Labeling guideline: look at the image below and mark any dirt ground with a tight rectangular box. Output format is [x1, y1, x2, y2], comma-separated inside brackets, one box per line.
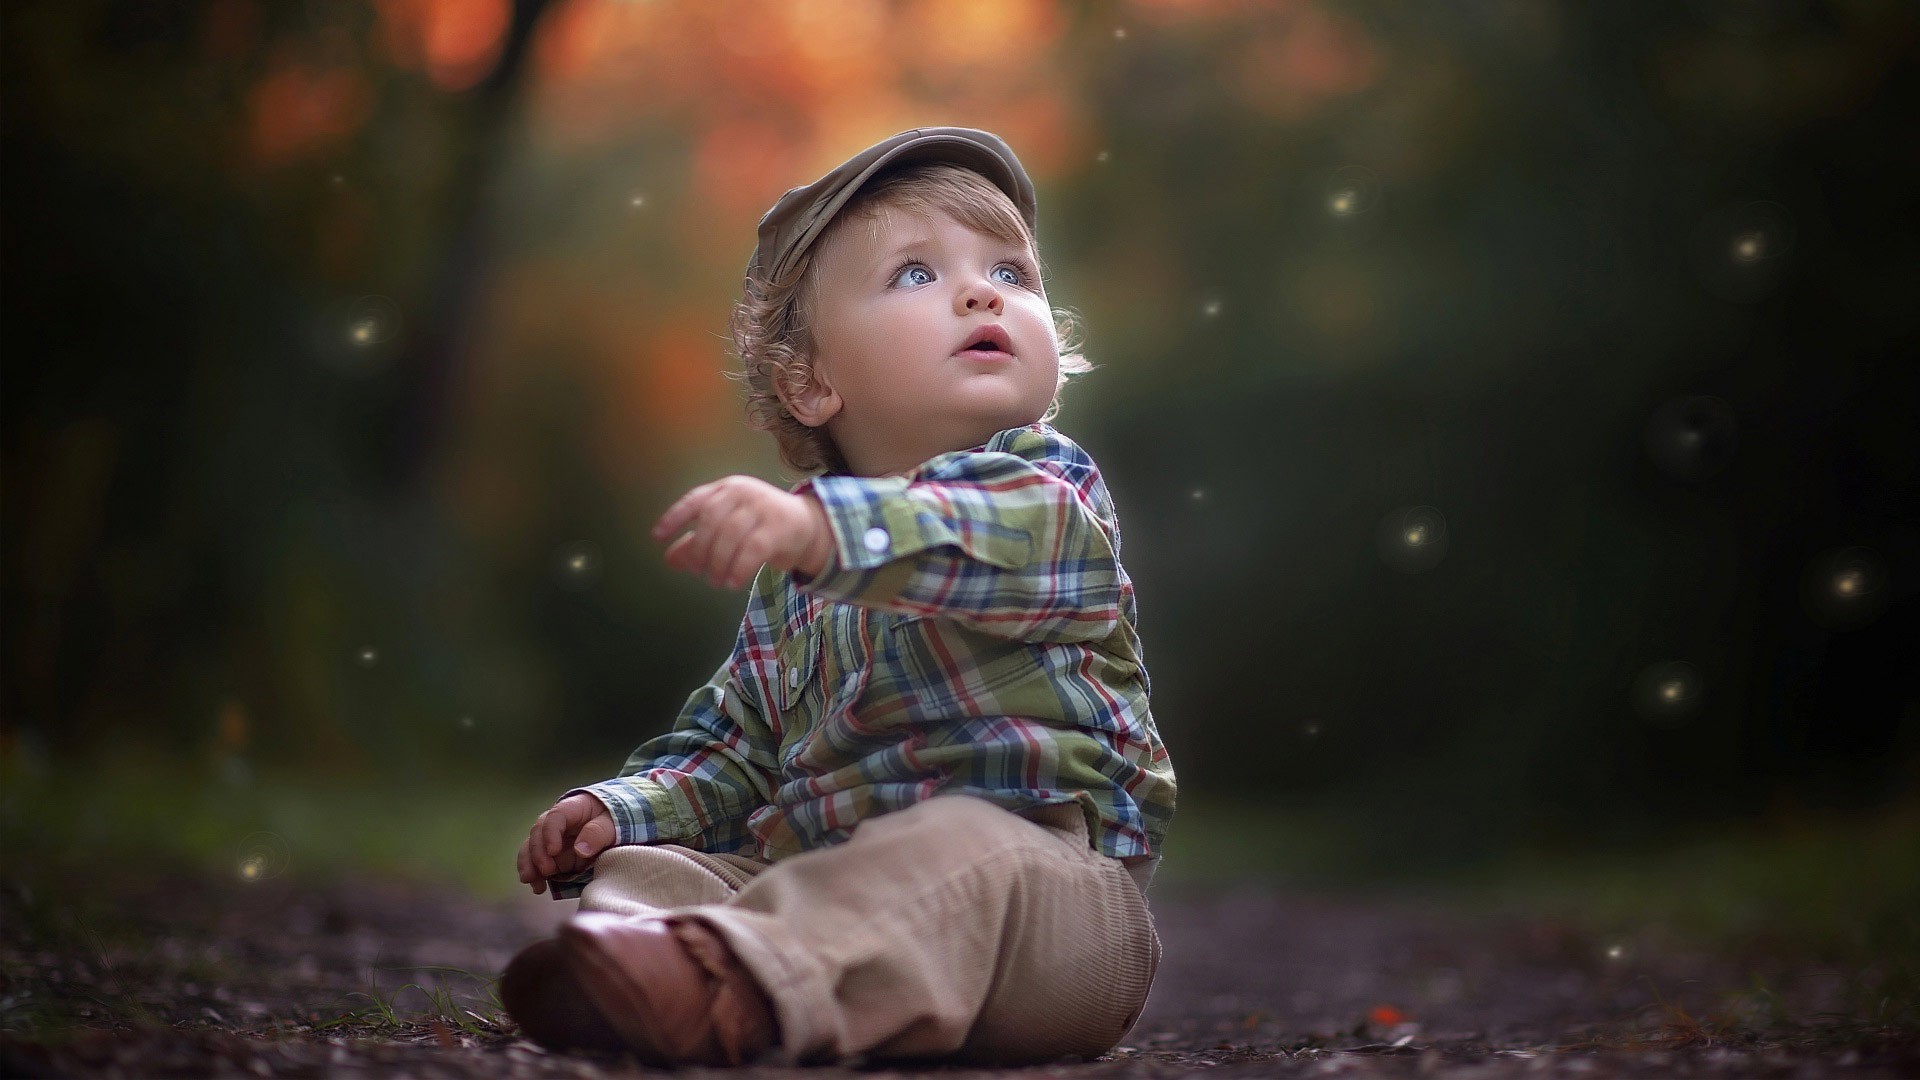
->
[2, 863, 1915, 1078]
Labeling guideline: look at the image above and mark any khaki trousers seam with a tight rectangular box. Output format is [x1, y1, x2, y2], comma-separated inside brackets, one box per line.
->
[691, 827, 1111, 1066]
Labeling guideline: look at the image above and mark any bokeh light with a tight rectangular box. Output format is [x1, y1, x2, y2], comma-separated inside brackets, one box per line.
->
[555, 541, 600, 588]
[1691, 200, 1795, 303]
[1799, 546, 1890, 631]
[316, 294, 404, 377]
[1318, 165, 1384, 238]
[1645, 395, 1738, 483]
[233, 831, 291, 883]
[1375, 505, 1449, 573]
[1631, 660, 1705, 723]
[346, 294, 403, 345]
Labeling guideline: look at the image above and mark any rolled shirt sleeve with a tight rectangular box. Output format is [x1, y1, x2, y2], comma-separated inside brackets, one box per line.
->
[788, 425, 1125, 645]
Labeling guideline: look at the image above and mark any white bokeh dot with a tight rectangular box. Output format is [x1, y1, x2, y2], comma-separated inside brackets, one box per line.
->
[556, 542, 601, 588]
[1800, 546, 1890, 630]
[1375, 505, 1449, 573]
[1691, 200, 1795, 303]
[1324, 166, 1381, 217]
[1632, 661, 1704, 723]
[234, 831, 291, 883]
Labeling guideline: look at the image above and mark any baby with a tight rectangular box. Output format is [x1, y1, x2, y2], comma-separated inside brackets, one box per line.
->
[500, 127, 1177, 1068]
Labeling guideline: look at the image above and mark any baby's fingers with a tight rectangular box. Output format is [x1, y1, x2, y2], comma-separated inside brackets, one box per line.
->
[719, 530, 767, 591]
[535, 812, 569, 878]
[662, 529, 699, 575]
[652, 483, 714, 542]
[573, 814, 617, 859]
[516, 838, 547, 894]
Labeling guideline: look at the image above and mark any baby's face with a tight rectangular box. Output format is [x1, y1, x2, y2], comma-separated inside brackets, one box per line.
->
[798, 205, 1060, 475]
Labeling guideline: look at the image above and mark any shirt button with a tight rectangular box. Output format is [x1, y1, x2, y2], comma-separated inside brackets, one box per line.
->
[714, 686, 726, 710]
[788, 666, 801, 689]
[863, 526, 890, 553]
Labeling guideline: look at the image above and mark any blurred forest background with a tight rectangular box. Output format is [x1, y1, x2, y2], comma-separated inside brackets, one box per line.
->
[3, 0, 1916, 894]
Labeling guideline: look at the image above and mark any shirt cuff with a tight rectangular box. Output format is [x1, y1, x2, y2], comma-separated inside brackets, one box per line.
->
[547, 872, 593, 901]
[540, 779, 686, 898]
[791, 472, 1030, 598]
[575, 778, 689, 845]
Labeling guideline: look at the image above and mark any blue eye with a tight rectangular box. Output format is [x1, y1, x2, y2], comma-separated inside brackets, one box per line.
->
[892, 264, 933, 287]
[886, 258, 1036, 289]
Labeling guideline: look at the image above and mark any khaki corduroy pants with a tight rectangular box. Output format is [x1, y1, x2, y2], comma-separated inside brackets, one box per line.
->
[575, 793, 1161, 1067]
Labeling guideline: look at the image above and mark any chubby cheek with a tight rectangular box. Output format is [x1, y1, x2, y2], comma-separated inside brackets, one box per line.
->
[1014, 305, 1056, 356]
[1027, 360, 1062, 409]
[1017, 314, 1060, 379]
[845, 354, 923, 416]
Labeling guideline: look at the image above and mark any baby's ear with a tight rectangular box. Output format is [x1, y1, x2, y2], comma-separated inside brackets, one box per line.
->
[780, 360, 841, 428]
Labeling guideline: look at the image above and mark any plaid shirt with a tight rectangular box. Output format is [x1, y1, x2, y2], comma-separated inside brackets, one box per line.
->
[549, 422, 1175, 899]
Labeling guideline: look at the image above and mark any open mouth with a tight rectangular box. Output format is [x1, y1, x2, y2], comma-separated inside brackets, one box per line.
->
[956, 325, 1014, 358]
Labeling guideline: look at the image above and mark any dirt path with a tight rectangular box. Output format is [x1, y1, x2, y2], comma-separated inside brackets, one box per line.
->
[2, 867, 1914, 1077]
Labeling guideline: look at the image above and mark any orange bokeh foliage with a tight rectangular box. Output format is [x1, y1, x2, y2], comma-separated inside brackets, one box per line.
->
[1126, 0, 1290, 23]
[374, 0, 511, 92]
[1235, 7, 1381, 120]
[483, 0, 1101, 462]
[524, 0, 1087, 225]
[453, 0, 1376, 473]
[894, 0, 1068, 71]
[246, 54, 373, 168]
[530, 0, 648, 84]
[620, 317, 738, 449]
[692, 119, 811, 218]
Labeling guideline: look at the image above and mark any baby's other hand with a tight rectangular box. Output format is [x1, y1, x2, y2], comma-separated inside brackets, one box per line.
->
[651, 474, 833, 590]
[516, 792, 615, 895]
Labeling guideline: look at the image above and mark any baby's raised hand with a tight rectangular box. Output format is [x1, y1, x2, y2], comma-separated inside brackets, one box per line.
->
[652, 475, 833, 590]
[516, 792, 616, 895]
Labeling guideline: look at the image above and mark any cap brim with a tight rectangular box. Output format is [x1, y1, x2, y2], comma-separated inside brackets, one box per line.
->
[768, 131, 1037, 286]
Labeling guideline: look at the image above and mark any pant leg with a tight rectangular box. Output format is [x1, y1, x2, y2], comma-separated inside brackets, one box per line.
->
[577, 844, 772, 917]
[676, 793, 1160, 1067]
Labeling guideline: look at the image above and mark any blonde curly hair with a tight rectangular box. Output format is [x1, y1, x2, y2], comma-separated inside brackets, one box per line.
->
[725, 161, 1095, 479]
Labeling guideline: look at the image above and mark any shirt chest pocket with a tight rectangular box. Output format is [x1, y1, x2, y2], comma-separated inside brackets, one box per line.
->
[776, 624, 820, 714]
